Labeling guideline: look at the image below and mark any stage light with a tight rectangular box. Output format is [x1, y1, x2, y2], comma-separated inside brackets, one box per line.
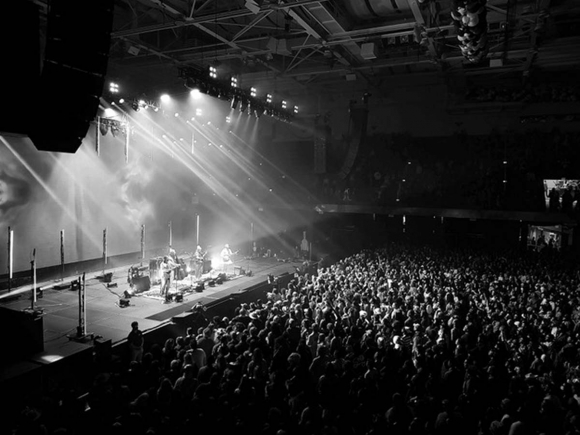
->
[160, 94, 170, 103]
[250, 87, 257, 97]
[109, 82, 119, 93]
[226, 116, 231, 123]
[190, 89, 201, 98]
[231, 95, 240, 110]
[266, 93, 273, 103]
[240, 98, 249, 113]
[208, 86, 220, 97]
[281, 100, 287, 109]
[231, 77, 238, 88]
[174, 112, 179, 117]
[119, 98, 125, 104]
[293, 105, 299, 114]
[104, 108, 116, 118]
[153, 107, 159, 112]
[196, 108, 202, 116]
[209, 66, 217, 79]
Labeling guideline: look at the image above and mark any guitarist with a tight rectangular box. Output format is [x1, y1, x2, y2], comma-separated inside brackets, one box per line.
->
[220, 244, 238, 275]
[193, 245, 206, 280]
[160, 255, 178, 303]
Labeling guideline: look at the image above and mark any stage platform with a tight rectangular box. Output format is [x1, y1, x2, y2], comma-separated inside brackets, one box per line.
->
[0, 256, 302, 354]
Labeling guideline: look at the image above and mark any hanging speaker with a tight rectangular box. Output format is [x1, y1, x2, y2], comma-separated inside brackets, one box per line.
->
[29, 0, 115, 153]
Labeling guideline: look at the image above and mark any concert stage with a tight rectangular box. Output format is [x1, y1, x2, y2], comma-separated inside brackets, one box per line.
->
[0, 256, 303, 366]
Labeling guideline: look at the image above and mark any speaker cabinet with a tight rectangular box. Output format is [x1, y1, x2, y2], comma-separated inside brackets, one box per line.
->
[133, 276, 151, 293]
[29, 0, 115, 153]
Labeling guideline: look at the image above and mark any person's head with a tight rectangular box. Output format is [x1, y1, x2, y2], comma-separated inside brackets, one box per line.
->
[131, 321, 139, 330]
[225, 244, 230, 249]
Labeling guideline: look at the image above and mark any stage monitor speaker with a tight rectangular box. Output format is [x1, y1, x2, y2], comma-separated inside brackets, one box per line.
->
[195, 282, 205, 292]
[28, 0, 115, 153]
[133, 276, 151, 293]
[175, 293, 183, 303]
[119, 298, 130, 308]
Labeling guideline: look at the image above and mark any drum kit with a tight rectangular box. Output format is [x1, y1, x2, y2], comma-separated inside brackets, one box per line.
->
[127, 249, 213, 295]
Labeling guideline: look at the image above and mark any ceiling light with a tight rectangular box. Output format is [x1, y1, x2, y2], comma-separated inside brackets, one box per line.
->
[209, 66, 217, 79]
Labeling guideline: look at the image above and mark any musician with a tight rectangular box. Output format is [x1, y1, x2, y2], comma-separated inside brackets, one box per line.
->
[193, 245, 205, 280]
[160, 255, 178, 303]
[168, 246, 178, 262]
[221, 244, 234, 275]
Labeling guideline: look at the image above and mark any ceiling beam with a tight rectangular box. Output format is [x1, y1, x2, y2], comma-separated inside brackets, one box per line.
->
[231, 11, 273, 42]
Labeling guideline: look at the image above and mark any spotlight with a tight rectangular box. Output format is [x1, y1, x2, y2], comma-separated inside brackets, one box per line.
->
[174, 112, 179, 117]
[240, 98, 249, 113]
[226, 116, 231, 123]
[208, 86, 220, 97]
[266, 93, 273, 103]
[160, 94, 170, 103]
[230, 77, 238, 88]
[231, 95, 240, 110]
[190, 89, 201, 98]
[281, 100, 287, 109]
[104, 108, 116, 118]
[196, 108, 202, 116]
[119, 98, 125, 104]
[293, 105, 299, 114]
[209, 66, 217, 79]
[250, 87, 257, 97]
[109, 82, 119, 93]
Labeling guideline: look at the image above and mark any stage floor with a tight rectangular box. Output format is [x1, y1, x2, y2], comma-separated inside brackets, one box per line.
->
[0, 257, 300, 353]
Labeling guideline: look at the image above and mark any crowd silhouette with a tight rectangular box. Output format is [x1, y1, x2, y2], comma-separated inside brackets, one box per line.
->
[10, 242, 580, 435]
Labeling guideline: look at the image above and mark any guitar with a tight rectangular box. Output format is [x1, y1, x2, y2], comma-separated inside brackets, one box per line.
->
[222, 249, 239, 263]
[194, 251, 207, 264]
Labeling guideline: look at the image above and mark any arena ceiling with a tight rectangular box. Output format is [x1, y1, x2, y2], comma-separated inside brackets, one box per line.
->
[100, 0, 580, 100]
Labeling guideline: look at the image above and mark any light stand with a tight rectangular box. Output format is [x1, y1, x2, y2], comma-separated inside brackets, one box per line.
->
[102, 228, 107, 278]
[69, 273, 93, 342]
[7, 227, 13, 293]
[60, 229, 65, 281]
[30, 249, 36, 311]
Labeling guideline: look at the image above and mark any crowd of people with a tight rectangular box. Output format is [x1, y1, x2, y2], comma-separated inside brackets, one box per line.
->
[9, 242, 580, 435]
[465, 83, 580, 104]
[316, 129, 580, 214]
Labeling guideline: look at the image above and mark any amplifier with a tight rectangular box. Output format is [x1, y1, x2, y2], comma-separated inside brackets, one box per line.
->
[132, 275, 151, 293]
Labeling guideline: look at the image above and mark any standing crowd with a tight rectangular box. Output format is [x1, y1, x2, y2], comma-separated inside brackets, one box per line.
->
[10, 243, 580, 435]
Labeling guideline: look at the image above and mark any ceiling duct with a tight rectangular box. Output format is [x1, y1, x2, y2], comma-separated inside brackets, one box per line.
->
[266, 37, 292, 56]
[360, 42, 378, 60]
[343, 0, 411, 20]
